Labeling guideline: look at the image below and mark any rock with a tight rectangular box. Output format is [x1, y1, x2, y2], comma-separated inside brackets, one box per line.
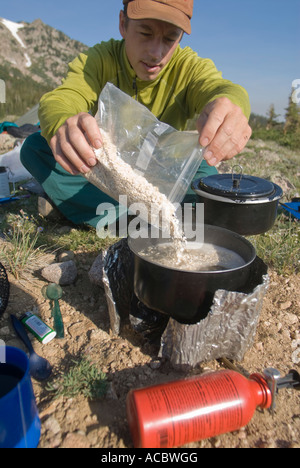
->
[61, 431, 91, 448]
[0, 134, 16, 153]
[67, 321, 96, 338]
[88, 253, 104, 286]
[280, 300, 292, 310]
[44, 416, 61, 435]
[0, 326, 10, 336]
[41, 261, 77, 286]
[38, 196, 65, 221]
[285, 313, 298, 326]
[149, 359, 162, 370]
[57, 250, 75, 263]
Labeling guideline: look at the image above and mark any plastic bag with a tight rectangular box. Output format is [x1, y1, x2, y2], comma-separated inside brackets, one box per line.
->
[84, 83, 203, 228]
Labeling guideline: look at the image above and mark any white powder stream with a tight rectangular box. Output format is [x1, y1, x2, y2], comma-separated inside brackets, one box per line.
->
[85, 129, 185, 244]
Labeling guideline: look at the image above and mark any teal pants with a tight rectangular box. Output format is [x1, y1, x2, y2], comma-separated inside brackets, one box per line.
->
[20, 132, 217, 228]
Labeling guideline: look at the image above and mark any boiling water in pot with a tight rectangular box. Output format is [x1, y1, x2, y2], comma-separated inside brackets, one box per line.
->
[138, 242, 246, 272]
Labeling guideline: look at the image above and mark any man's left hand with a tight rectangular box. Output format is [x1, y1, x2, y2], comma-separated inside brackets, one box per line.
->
[197, 97, 252, 166]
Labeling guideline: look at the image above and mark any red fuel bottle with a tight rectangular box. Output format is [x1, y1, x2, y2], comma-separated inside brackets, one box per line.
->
[126, 369, 283, 448]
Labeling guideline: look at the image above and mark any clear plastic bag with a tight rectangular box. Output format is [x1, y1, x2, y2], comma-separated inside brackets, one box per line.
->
[85, 83, 203, 228]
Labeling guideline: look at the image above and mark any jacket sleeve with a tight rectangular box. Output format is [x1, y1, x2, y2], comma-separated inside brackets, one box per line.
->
[38, 46, 103, 144]
[186, 55, 251, 120]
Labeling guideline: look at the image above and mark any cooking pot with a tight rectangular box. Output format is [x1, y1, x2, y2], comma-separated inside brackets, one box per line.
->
[128, 224, 256, 324]
[192, 169, 283, 236]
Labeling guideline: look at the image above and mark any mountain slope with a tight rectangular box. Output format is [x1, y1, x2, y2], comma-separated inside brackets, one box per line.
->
[0, 17, 89, 119]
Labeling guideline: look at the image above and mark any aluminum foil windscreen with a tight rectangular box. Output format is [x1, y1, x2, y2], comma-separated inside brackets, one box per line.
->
[102, 239, 269, 366]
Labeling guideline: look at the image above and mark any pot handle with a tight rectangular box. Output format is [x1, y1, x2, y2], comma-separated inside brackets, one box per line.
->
[232, 165, 243, 189]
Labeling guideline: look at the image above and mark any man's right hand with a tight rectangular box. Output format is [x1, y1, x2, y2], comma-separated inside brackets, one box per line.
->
[50, 112, 103, 175]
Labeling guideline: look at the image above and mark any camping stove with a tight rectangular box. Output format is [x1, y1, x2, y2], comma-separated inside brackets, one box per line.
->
[102, 238, 269, 366]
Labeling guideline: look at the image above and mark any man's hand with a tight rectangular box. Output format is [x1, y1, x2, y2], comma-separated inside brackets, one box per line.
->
[197, 97, 252, 166]
[50, 112, 102, 175]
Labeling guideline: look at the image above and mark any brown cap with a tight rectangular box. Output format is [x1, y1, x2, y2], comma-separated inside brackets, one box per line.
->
[123, 0, 193, 34]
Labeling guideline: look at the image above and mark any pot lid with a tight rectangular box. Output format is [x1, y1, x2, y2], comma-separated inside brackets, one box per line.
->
[198, 172, 276, 200]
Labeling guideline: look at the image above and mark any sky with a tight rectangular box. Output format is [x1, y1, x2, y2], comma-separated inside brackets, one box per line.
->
[1, 0, 299, 120]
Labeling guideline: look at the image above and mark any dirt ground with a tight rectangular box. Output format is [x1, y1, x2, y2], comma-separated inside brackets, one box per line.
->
[1, 251, 299, 449]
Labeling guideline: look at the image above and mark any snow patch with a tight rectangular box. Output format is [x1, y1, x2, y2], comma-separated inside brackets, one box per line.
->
[1, 18, 26, 47]
[24, 53, 32, 68]
[1, 18, 32, 68]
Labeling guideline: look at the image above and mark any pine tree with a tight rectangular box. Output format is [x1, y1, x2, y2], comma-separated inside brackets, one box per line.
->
[284, 92, 300, 134]
[266, 104, 280, 130]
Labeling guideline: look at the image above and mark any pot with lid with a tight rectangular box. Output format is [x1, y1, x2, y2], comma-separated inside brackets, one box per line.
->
[192, 166, 283, 235]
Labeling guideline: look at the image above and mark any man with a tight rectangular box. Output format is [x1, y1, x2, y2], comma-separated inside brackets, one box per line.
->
[21, 0, 251, 228]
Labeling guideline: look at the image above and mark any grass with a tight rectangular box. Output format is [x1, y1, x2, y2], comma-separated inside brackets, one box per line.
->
[249, 213, 300, 276]
[46, 358, 108, 400]
[251, 127, 300, 152]
[223, 139, 300, 275]
[0, 209, 52, 279]
[0, 191, 117, 279]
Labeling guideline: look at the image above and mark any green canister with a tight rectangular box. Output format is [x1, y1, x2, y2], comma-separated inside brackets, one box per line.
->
[21, 312, 56, 344]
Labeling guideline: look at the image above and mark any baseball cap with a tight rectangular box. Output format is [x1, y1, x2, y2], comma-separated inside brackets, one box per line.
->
[123, 0, 193, 35]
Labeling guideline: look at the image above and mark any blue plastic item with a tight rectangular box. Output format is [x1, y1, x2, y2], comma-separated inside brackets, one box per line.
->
[0, 346, 41, 448]
[0, 195, 31, 204]
[11, 315, 52, 381]
[280, 201, 300, 220]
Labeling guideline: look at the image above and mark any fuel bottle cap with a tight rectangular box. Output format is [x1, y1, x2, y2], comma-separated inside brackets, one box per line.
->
[263, 368, 300, 413]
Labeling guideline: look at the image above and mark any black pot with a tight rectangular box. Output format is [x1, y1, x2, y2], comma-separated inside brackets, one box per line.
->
[192, 173, 283, 235]
[128, 225, 256, 324]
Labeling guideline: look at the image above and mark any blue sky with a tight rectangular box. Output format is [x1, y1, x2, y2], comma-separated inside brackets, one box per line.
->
[1, 0, 299, 120]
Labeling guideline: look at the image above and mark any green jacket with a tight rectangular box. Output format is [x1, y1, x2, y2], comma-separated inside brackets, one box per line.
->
[39, 39, 251, 144]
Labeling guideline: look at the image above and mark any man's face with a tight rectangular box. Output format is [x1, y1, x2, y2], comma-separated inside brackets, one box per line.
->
[119, 11, 183, 81]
